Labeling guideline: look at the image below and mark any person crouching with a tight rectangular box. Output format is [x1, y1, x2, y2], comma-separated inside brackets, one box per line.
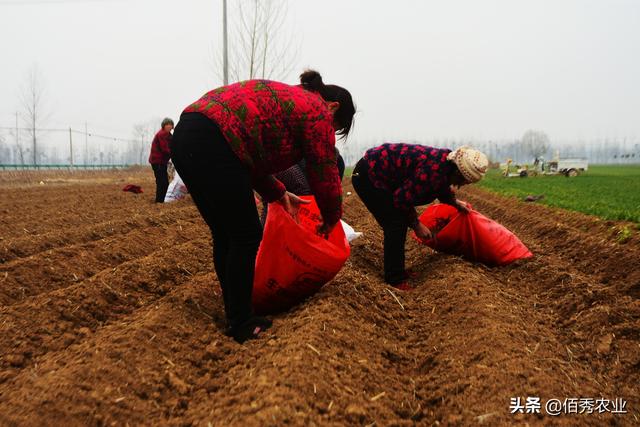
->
[352, 144, 488, 290]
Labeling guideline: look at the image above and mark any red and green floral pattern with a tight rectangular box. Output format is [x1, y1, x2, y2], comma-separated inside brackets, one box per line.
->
[183, 80, 342, 225]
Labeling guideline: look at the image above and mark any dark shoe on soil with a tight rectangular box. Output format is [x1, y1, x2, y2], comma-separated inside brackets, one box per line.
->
[227, 316, 273, 344]
[400, 270, 418, 280]
[392, 282, 413, 291]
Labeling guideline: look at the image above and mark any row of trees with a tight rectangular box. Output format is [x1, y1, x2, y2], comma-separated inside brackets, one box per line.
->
[2, 120, 638, 167]
[1, 0, 297, 167]
[2, 1, 638, 167]
[338, 133, 640, 167]
[0, 128, 149, 166]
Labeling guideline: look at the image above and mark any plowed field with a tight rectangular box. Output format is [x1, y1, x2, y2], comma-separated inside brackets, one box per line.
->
[1, 169, 638, 426]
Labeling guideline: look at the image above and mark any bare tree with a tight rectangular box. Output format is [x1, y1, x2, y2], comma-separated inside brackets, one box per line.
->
[132, 118, 162, 165]
[521, 130, 550, 160]
[0, 134, 5, 163]
[12, 112, 26, 165]
[8, 131, 26, 165]
[213, 0, 299, 83]
[132, 123, 150, 165]
[20, 64, 51, 165]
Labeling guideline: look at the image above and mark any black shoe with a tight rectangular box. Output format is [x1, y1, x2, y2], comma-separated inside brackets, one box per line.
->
[227, 316, 272, 344]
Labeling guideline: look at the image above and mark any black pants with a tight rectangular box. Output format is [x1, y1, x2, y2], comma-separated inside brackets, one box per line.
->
[151, 163, 169, 203]
[170, 112, 262, 330]
[352, 158, 409, 285]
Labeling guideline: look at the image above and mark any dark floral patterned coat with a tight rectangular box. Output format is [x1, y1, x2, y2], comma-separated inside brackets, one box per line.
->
[363, 143, 457, 222]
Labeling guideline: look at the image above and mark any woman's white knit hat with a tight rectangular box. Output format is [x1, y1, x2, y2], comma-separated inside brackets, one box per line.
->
[447, 146, 489, 183]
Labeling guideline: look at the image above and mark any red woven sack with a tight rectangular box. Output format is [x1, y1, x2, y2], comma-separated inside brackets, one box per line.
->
[414, 203, 532, 265]
[253, 196, 350, 314]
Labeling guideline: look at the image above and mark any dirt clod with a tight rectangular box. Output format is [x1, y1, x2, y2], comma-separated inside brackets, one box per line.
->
[597, 333, 614, 355]
[5, 354, 25, 367]
[166, 371, 189, 394]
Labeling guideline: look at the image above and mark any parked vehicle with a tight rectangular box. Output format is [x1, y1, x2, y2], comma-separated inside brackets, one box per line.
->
[502, 157, 589, 178]
[546, 158, 589, 177]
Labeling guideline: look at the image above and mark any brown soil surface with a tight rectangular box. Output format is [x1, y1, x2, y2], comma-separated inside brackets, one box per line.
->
[0, 170, 638, 426]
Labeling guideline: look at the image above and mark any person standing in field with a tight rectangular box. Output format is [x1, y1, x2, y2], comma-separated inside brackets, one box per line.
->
[148, 118, 174, 203]
[352, 144, 488, 290]
[170, 70, 355, 343]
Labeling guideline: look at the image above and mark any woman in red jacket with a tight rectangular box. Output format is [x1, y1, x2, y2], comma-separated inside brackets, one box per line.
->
[148, 118, 174, 203]
[171, 71, 355, 343]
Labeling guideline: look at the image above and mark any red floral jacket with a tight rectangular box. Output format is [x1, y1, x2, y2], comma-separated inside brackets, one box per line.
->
[183, 80, 342, 225]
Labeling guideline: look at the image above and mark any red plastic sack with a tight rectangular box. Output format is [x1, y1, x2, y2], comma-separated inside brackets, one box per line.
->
[413, 203, 532, 266]
[253, 196, 351, 314]
[122, 184, 143, 194]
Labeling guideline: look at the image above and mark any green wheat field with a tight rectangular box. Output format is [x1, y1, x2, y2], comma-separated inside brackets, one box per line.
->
[478, 165, 640, 223]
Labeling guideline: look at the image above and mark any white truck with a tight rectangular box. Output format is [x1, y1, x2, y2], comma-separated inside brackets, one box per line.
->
[502, 156, 589, 178]
[546, 158, 589, 177]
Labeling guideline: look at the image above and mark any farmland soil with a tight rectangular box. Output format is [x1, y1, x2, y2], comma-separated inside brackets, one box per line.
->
[0, 168, 638, 426]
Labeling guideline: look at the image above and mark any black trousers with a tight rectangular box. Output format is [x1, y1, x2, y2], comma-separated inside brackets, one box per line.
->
[352, 158, 409, 285]
[151, 163, 169, 203]
[170, 112, 262, 330]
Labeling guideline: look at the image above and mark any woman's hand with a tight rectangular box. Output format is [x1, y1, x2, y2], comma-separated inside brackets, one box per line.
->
[277, 191, 311, 218]
[455, 200, 470, 214]
[413, 222, 434, 241]
[316, 222, 335, 237]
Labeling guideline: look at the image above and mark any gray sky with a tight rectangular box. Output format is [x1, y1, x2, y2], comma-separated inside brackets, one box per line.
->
[1, 0, 639, 150]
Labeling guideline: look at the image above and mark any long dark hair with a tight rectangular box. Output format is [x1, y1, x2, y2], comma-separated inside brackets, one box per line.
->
[300, 70, 355, 139]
